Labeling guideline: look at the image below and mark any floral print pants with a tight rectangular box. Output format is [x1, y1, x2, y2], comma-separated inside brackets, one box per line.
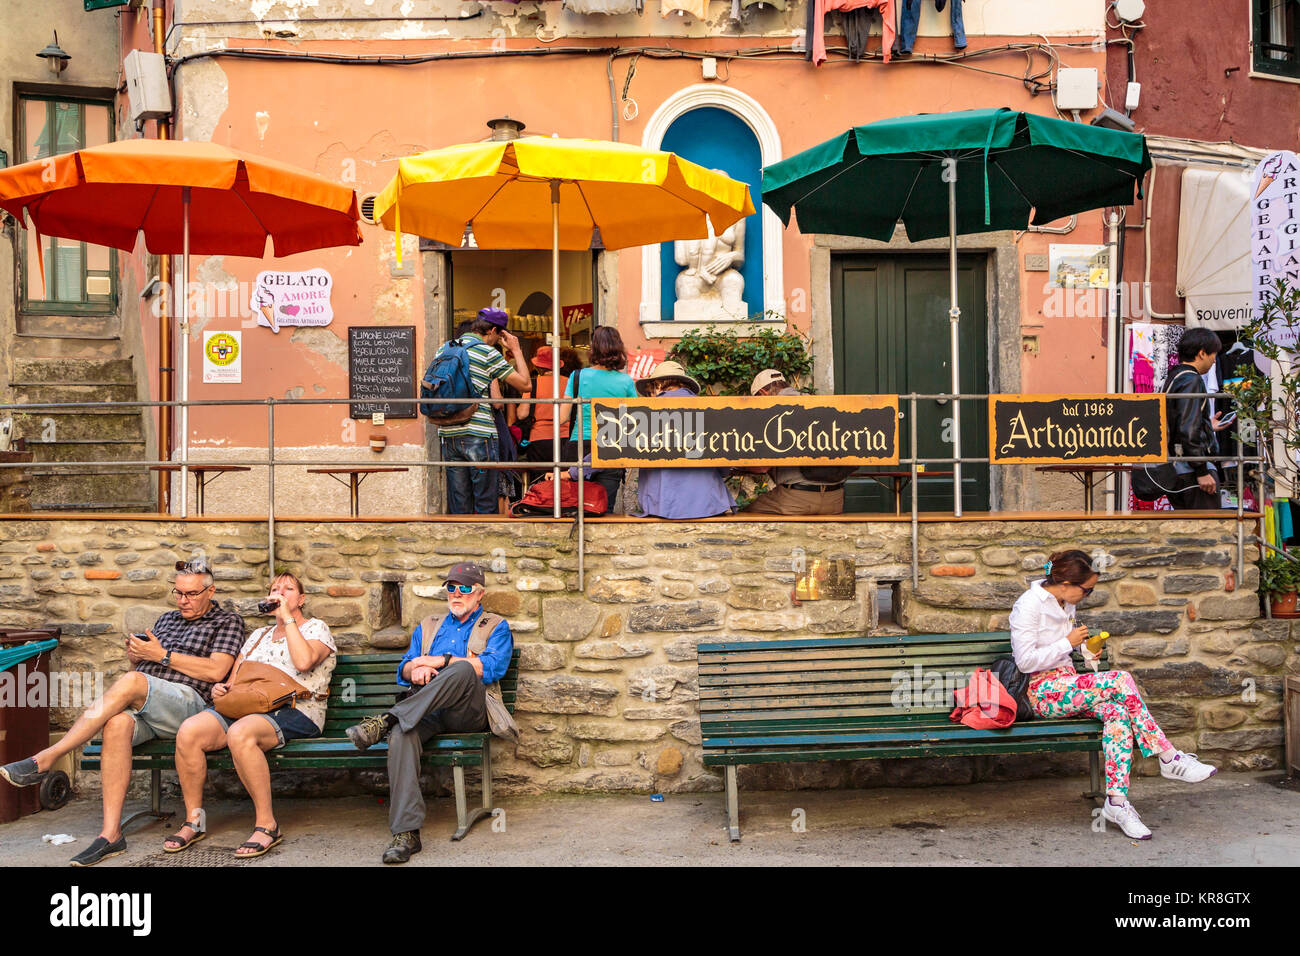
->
[1027, 665, 1172, 796]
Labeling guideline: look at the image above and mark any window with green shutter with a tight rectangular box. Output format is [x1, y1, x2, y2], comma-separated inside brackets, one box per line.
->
[1254, 0, 1300, 79]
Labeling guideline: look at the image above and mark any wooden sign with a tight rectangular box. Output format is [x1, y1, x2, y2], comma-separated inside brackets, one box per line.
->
[589, 395, 899, 468]
[988, 394, 1166, 465]
[349, 326, 417, 419]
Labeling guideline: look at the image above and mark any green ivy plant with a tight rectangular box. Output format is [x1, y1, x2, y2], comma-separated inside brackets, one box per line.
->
[668, 318, 813, 397]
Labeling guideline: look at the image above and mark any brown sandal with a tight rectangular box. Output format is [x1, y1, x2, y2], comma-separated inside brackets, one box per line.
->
[235, 825, 282, 858]
[163, 819, 207, 854]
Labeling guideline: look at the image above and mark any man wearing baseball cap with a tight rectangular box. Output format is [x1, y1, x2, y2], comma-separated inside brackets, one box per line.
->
[743, 370, 850, 516]
[434, 307, 530, 514]
[345, 561, 517, 863]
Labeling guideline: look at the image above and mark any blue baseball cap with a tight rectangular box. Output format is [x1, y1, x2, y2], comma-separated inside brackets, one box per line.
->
[477, 307, 508, 328]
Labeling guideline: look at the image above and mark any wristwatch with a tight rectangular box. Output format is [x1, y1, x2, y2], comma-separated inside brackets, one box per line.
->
[161, 650, 173, 669]
[442, 653, 453, 669]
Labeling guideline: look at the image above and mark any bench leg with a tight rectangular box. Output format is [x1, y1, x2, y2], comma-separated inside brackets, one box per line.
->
[121, 768, 174, 832]
[1082, 750, 1103, 801]
[725, 765, 741, 843]
[449, 741, 495, 842]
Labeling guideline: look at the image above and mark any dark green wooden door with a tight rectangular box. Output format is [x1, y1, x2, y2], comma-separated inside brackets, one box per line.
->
[831, 254, 989, 513]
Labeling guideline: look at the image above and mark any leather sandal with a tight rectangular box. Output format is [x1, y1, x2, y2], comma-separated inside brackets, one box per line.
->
[235, 825, 282, 858]
[163, 819, 207, 854]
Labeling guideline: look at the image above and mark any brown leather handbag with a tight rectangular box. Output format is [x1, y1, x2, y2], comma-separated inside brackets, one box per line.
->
[214, 627, 325, 720]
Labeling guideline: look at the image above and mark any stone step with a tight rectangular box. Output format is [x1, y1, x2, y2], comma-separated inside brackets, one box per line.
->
[9, 412, 144, 442]
[24, 440, 148, 464]
[28, 470, 153, 511]
[11, 383, 139, 406]
[11, 336, 123, 361]
[11, 357, 136, 385]
[18, 313, 119, 339]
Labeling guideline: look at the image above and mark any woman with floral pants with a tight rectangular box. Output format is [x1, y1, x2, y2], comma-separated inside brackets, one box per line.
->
[1009, 549, 1217, 839]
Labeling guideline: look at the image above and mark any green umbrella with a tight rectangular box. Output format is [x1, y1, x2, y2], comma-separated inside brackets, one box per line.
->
[762, 107, 1152, 514]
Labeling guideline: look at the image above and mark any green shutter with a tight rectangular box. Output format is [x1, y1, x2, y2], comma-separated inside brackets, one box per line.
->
[84, 0, 131, 10]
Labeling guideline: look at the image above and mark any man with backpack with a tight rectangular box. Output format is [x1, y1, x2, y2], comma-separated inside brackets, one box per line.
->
[741, 369, 853, 516]
[422, 308, 530, 514]
[344, 561, 518, 863]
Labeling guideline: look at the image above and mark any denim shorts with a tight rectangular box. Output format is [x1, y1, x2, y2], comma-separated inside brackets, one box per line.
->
[126, 674, 207, 746]
[204, 705, 322, 750]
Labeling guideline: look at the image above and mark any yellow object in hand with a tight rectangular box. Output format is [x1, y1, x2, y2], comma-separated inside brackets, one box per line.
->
[1085, 630, 1110, 655]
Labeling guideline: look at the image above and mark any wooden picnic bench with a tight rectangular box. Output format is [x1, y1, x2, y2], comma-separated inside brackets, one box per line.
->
[81, 649, 519, 842]
[699, 633, 1108, 841]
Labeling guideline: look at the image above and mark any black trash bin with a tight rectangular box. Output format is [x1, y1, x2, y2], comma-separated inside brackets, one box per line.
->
[0, 627, 62, 823]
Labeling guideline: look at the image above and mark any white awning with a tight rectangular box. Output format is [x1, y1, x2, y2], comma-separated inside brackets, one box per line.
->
[1178, 166, 1253, 330]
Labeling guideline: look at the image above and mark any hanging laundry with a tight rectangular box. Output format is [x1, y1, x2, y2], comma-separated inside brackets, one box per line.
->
[1278, 499, 1295, 544]
[741, 0, 788, 9]
[662, 0, 710, 18]
[808, 0, 895, 66]
[567, 0, 640, 11]
[895, 0, 965, 55]
[840, 7, 875, 60]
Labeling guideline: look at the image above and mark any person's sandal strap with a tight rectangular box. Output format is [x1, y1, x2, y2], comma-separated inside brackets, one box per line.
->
[236, 826, 282, 857]
[164, 820, 206, 852]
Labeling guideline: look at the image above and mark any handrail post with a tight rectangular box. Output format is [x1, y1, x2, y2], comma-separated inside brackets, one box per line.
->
[576, 434, 585, 591]
[267, 398, 276, 579]
[910, 394, 919, 590]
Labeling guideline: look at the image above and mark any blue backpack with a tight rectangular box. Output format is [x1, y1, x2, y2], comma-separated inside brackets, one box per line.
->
[419, 338, 482, 425]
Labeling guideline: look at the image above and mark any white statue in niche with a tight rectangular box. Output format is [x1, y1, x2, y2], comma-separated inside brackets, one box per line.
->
[674, 180, 748, 321]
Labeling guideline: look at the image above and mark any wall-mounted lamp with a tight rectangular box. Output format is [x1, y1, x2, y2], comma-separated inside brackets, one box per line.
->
[37, 32, 71, 76]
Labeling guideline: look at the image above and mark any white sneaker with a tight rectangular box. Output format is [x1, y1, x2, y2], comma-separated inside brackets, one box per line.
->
[1102, 798, 1152, 840]
[1159, 751, 1217, 783]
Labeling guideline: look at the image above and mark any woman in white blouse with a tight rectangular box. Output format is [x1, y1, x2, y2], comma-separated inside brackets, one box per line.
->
[166, 571, 337, 858]
[1009, 549, 1215, 840]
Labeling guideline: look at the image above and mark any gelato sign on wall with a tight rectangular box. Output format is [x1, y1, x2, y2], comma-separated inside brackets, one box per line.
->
[248, 268, 334, 333]
[1252, 150, 1300, 349]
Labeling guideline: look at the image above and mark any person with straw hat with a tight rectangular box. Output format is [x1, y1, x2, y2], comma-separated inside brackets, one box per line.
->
[632, 362, 735, 520]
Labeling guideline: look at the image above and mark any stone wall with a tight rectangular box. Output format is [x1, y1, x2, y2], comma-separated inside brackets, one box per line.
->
[0, 515, 1286, 797]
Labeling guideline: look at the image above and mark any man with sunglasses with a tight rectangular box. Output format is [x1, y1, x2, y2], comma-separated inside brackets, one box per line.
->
[0, 559, 244, 866]
[345, 561, 516, 864]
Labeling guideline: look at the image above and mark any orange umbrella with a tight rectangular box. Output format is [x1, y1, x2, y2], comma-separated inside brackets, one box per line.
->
[0, 139, 362, 257]
[0, 139, 362, 517]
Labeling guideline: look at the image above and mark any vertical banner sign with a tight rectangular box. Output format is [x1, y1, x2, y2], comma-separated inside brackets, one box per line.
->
[1252, 150, 1300, 348]
[202, 331, 241, 384]
[249, 268, 334, 334]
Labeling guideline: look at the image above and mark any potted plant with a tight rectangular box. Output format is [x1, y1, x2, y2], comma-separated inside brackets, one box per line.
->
[1260, 550, 1300, 617]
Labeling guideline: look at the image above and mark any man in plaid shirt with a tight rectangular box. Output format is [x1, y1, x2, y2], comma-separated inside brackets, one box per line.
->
[0, 558, 244, 865]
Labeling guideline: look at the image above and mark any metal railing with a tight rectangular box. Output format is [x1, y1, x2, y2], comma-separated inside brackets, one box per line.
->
[0, 390, 1267, 591]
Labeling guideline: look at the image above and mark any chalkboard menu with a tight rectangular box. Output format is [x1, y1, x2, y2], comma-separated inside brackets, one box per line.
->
[589, 396, 899, 468]
[988, 394, 1166, 464]
[349, 326, 417, 419]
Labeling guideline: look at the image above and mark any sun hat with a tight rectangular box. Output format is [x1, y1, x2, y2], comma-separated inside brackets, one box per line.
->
[749, 369, 787, 395]
[635, 360, 701, 397]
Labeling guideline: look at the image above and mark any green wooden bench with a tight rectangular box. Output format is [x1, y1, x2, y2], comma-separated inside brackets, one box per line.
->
[699, 633, 1108, 842]
[81, 650, 519, 841]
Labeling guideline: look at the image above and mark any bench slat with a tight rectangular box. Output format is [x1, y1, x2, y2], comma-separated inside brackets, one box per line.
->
[703, 738, 1103, 765]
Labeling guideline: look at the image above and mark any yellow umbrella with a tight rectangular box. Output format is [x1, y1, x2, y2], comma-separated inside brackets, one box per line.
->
[373, 136, 755, 512]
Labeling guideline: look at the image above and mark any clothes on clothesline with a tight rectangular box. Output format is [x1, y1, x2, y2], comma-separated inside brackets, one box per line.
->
[807, 0, 895, 65]
[894, 0, 966, 55]
[565, 0, 640, 12]
[661, 0, 709, 18]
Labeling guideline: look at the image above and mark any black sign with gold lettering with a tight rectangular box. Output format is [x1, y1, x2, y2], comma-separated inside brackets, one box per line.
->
[988, 394, 1166, 464]
[589, 396, 899, 468]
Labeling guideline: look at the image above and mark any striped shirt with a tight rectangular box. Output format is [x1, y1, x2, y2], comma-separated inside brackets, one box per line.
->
[436, 334, 514, 439]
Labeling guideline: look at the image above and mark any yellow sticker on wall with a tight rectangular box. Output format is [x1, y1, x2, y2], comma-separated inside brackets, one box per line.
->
[202, 331, 242, 384]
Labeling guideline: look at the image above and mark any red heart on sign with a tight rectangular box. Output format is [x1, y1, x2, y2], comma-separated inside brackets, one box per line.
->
[280, 305, 300, 316]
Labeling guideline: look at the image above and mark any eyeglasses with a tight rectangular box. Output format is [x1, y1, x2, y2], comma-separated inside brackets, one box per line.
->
[445, 583, 476, 594]
[1079, 586, 1095, 597]
[174, 560, 212, 575]
[172, 586, 212, 600]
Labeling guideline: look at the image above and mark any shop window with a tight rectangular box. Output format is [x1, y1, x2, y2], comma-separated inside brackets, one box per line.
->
[1253, 0, 1300, 79]
[15, 92, 117, 314]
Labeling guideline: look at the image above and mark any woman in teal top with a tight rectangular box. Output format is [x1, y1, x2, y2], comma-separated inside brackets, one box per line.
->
[557, 327, 637, 512]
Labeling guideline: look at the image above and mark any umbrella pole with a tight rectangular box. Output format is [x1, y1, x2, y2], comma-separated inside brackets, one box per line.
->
[947, 162, 963, 518]
[551, 180, 562, 519]
[180, 187, 190, 519]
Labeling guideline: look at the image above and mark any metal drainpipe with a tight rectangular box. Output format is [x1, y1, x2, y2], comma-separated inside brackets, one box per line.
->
[152, 0, 173, 513]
